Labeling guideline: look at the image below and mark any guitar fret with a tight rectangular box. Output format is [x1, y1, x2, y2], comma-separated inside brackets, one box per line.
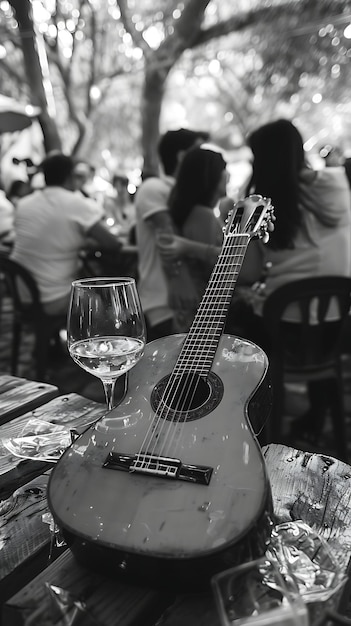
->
[173, 363, 214, 372]
[191, 319, 226, 325]
[184, 337, 221, 344]
[204, 281, 238, 298]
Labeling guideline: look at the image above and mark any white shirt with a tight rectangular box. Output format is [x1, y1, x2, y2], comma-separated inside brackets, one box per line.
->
[11, 186, 104, 303]
[135, 175, 174, 326]
[257, 167, 351, 320]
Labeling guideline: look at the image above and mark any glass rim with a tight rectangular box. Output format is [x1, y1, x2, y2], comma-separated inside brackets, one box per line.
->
[71, 276, 136, 288]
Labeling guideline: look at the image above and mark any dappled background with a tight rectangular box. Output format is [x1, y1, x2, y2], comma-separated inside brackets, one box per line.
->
[0, 0, 350, 189]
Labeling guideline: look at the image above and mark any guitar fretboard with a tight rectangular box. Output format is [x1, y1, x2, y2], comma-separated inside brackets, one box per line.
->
[173, 233, 251, 377]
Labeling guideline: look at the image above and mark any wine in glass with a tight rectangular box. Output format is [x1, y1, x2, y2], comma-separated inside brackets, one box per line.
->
[67, 277, 146, 410]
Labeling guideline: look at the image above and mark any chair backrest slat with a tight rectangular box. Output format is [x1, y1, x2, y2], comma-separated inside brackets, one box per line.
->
[0, 254, 42, 314]
[262, 276, 351, 370]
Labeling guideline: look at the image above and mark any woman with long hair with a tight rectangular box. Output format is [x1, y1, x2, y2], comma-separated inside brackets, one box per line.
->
[246, 119, 351, 307]
[166, 144, 227, 329]
[246, 118, 351, 443]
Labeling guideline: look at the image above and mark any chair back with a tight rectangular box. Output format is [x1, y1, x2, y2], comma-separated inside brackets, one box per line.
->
[262, 276, 351, 372]
[0, 253, 43, 319]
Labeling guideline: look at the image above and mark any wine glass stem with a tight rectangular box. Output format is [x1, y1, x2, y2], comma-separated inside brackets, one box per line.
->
[102, 379, 117, 411]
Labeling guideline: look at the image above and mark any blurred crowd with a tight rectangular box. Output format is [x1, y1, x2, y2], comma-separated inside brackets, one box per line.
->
[0, 121, 350, 447]
[0, 154, 136, 249]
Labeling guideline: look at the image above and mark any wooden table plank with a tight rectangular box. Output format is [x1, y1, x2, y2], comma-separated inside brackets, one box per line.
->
[0, 394, 108, 618]
[0, 471, 65, 608]
[0, 473, 51, 582]
[262, 443, 351, 569]
[0, 393, 107, 499]
[3, 550, 173, 626]
[0, 374, 58, 426]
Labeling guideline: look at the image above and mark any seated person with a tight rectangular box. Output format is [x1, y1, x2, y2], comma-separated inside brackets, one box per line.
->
[167, 144, 227, 330]
[11, 152, 122, 316]
[135, 128, 209, 341]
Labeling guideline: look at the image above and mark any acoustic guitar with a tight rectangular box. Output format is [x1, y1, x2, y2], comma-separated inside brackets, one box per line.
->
[48, 194, 275, 590]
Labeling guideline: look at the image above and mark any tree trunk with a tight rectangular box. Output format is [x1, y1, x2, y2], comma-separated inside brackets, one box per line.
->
[139, 0, 211, 175]
[9, 0, 61, 153]
[141, 63, 167, 177]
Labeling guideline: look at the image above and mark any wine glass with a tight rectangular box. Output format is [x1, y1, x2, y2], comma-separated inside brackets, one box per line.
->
[67, 277, 146, 410]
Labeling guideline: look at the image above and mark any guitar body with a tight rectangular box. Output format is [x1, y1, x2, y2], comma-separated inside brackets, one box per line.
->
[48, 333, 273, 590]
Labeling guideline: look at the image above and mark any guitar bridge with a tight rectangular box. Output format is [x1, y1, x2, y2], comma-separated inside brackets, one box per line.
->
[103, 452, 213, 485]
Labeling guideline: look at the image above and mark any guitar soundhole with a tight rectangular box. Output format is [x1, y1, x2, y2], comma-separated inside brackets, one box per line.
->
[151, 372, 223, 422]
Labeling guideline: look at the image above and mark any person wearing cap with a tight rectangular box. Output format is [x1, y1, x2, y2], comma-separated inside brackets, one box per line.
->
[135, 128, 209, 341]
[11, 152, 122, 316]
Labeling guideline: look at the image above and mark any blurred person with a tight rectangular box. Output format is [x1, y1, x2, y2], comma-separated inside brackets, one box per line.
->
[107, 173, 136, 239]
[112, 174, 130, 216]
[242, 119, 351, 442]
[7, 179, 32, 206]
[71, 160, 96, 198]
[12, 156, 38, 185]
[246, 121, 351, 300]
[166, 144, 227, 328]
[135, 127, 209, 341]
[157, 144, 261, 332]
[11, 152, 122, 316]
[320, 146, 351, 190]
[319, 144, 344, 167]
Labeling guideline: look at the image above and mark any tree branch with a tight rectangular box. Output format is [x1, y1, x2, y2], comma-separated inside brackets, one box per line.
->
[117, 0, 150, 53]
[190, 0, 351, 47]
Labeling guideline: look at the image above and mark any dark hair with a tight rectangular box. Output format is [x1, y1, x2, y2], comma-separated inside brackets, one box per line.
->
[247, 119, 306, 250]
[7, 179, 31, 200]
[41, 152, 74, 186]
[158, 128, 210, 176]
[169, 145, 226, 230]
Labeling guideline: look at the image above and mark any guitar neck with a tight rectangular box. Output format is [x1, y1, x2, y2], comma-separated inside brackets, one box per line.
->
[173, 233, 251, 376]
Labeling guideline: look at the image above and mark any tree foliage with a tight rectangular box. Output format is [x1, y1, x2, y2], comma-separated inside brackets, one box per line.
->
[0, 0, 350, 175]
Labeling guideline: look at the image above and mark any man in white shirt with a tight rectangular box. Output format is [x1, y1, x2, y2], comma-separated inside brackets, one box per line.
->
[135, 128, 209, 341]
[11, 152, 121, 315]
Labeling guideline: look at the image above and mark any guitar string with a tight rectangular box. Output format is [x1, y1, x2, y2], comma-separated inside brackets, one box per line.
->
[135, 234, 249, 469]
[133, 237, 240, 468]
[158, 236, 247, 462]
[156, 243, 236, 458]
[164, 235, 251, 462]
[150, 235, 249, 466]
[135, 233, 250, 469]
[133, 251, 232, 468]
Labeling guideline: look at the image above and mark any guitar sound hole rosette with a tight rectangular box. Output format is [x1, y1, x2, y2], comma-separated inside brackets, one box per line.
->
[150, 372, 223, 422]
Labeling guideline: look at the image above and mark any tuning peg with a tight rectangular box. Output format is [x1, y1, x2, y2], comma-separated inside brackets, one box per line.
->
[262, 232, 270, 244]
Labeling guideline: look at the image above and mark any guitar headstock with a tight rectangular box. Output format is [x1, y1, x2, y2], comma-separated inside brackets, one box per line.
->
[224, 194, 275, 244]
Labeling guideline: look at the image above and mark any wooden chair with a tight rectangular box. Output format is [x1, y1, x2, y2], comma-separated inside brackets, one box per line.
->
[0, 254, 67, 381]
[261, 276, 351, 461]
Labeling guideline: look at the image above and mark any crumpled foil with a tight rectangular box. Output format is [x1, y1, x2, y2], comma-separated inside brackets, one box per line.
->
[212, 520, 348, 626]
[267, 520, 348, 623]
[2, 418, 72, 462]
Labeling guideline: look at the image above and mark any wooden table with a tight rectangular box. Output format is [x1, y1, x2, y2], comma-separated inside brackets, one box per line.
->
[0, 374, 351, 626]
